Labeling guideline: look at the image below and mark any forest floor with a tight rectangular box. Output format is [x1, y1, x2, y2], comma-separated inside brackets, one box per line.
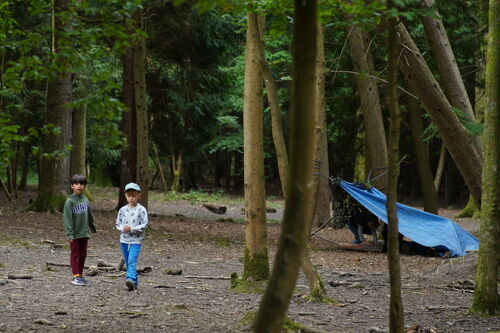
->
[0, 187, 499, 333]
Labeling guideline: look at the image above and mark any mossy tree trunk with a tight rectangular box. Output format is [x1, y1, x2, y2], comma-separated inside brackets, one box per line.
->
[242, 7, 269, 282]
[395, 21, 483, 208]
[30, 0, 72, 213]
[471, 0, 500, 315]
[386, 3, 405, 332]
[407, 96, 438, 214]
[254, 1, 317, 331]
[348, 25, 388, 189]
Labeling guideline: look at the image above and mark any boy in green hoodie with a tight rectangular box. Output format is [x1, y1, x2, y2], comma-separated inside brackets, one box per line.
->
[63, 174, 96, 286]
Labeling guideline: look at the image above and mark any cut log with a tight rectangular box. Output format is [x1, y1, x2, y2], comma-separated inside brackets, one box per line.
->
[8, 274, 33, 279]
[203, 203, 227, 215]
[337, 241, 384, 253]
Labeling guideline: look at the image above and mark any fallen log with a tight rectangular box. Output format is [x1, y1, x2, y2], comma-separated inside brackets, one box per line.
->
[183, 275, 231, 280]
[8, 274, 33, 279]
[203, 203, 227, 215]
[336, 241, 384, 253]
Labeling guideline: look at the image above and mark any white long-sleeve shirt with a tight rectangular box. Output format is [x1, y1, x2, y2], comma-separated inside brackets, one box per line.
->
[115, 203, 148, 244]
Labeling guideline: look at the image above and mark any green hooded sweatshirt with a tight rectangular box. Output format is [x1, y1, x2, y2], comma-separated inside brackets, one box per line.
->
[63, 194, 96, 240]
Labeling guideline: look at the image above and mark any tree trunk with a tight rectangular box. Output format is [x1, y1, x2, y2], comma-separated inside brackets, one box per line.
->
[152, 143, 167, 192]
[386, 4, 405, 332]
[133, 9, 149, 209]
[71, 104, 86, 176]
[407, 97, 438, 214]
[434, 142, 446, 192]
[117, 9, 148, 209]
[311, 22, 331, 228]
[19, 143, 30, 191]
[419, 0, 482, 156]
[242, 9, 269, 282]
[471, 0, 500, 315]
[348, 26, 388, 189]
[395, 21, 483, 208]
[254, 1, 317, 331]
[171, 152, 183, 193]
[30, 0, 72, 213]
[301, 21, 328, 300]
[258, 19, 289, 198]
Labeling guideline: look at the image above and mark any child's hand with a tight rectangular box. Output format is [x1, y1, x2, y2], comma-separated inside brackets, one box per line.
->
[123, 225, 131, 233]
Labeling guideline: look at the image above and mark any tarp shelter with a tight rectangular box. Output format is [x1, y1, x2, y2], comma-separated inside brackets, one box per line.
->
[339, 182, 479, 257]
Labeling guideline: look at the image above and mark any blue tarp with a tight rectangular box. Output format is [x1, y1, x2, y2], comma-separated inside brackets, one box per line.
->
[339, 181, 479, 257]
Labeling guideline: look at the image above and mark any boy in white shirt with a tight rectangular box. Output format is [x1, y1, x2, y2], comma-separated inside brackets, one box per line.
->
[115, 182, 148, 291]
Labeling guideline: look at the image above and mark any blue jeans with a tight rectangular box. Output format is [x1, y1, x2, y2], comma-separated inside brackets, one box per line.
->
[120, 243, 142, 288]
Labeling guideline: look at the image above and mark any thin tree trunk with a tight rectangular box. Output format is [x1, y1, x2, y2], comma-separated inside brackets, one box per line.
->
[419, 0, 482, 156]
[254, 1, 317, 331]
[19, 143, 30, 191]
[434, 142, 446, 192]
[348, 26, 388, 189]
[311, 22, 331, 228]
[258, 20, 289, 198]
[302, 21, 328, 300]
[471, 0, 500, 315]
[171, 153, 183, 192]
[242, 8, 269, 282]
[395, 21, 483, 207]
[386, 4, 404, 332]
[152, 143, 167, 192]
[407, 97, 438, 214]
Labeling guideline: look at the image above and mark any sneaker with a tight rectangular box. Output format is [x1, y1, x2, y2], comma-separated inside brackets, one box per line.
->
[80, 277, 90, 286]
[71, 276, 86, 286]
[125, 279, 135, 291]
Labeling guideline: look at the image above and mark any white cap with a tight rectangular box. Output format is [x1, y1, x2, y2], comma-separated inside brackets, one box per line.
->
[124, 182, 141, 192]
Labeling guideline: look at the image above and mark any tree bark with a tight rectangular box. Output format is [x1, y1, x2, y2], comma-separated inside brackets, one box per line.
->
[348, 26, 388, 189]
[133, 9, 149, 208]
[395, 21, 483, 207]
[407, 97, 438, 214]
[258, 20, 289, 198]
[242, 8, 269, 282]
[311, 22, 331, 228]
[301, 21, 328, 301]
[171, 152, 183, 192]
[30, 0, 72, 212]
[254, 1, 317, 331]
[117, 9, 148, 209]
[386, 4, 405, 332]
[434, 142, 446, 192]
[471, 0, 500, 315]
[71, 104, 86, 176]
[418, 0, 482, 156]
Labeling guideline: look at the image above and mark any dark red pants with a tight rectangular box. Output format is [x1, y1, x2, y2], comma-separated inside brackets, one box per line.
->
[69, 238, 88, 276]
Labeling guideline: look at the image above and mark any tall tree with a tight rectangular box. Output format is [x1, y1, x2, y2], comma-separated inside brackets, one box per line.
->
[242, 8, 269, 282]
[30, 0, 73, 212]
[395, 21, 483, 207]
[471, 0, 500, 315]
[419, 0, 482, 155]
[256, 17, 289, 198]
[348, 26, 388, 189]
[407, 96, 438, 214]
[117, 8, 149, 209]
[386, 2, 404, 332]
[71, 104, 86, 177]
[254, 0, 317, 331]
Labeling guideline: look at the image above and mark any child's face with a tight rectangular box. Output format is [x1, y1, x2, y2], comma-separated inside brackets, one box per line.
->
[71, 182, 85, 195]
[125, 190, 141, 206]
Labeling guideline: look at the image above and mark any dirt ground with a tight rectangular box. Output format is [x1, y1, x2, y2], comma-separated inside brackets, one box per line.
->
[0, 188, 499, 333]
